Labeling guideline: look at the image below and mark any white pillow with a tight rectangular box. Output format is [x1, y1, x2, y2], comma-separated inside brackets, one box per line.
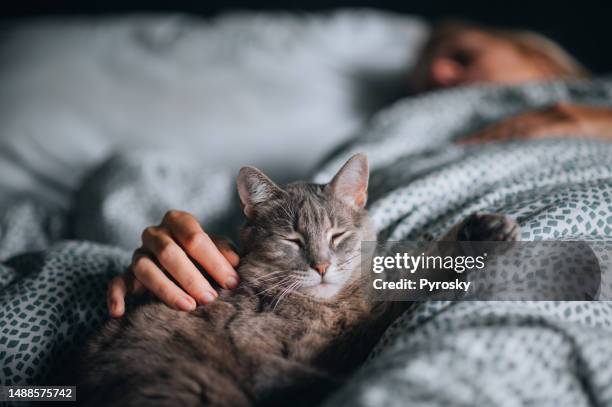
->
[0, 10, 427, 208]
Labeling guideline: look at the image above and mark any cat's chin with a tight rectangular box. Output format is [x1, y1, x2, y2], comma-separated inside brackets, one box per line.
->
[299, 283, 342, 299]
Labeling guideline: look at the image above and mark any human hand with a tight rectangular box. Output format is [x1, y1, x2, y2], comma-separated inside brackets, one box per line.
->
[458, 102, 610, 144]
[107, 210, 240, 317]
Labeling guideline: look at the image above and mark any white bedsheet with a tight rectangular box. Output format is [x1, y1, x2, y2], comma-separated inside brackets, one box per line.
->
[0, 10, 426, 208]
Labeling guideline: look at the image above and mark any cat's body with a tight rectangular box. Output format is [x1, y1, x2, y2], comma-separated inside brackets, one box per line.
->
[80, 265, 397, 406]
[77, 154, 519, 406]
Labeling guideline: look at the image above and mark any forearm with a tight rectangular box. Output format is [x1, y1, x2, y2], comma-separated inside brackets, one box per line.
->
[571, 104, 612, 140]
[459, 102, 612, 144]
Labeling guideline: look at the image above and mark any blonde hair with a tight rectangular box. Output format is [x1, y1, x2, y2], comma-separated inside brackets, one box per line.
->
[410, 20, 590, 91]
[486, 26, 590, 78]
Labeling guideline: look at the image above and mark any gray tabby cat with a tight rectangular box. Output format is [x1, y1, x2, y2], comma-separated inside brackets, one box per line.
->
[77, 153, 518, 406]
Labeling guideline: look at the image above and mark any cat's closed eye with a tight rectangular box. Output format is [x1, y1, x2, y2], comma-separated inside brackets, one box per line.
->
[282, 234, 304, 248]
[330, 230, 349, 247]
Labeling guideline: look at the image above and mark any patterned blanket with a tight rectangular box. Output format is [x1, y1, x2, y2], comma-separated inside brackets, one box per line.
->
[315, 79, 612, 407]
[1, 79, 612, 406]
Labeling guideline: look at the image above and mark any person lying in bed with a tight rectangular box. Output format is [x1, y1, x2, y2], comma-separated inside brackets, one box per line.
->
[410, 21, 612, 144]
[106, 21, 612, 317]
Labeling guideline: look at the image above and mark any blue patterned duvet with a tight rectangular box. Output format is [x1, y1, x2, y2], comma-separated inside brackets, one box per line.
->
[2, 79, 612, 406]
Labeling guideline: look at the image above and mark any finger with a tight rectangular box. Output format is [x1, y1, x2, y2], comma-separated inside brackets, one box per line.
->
[131, 253, 198, 311]
[162, 211, 240, 289]
[142, 226, 218, 304]
[212, 236, 240, 268]
[107, 275, 128, 318]
[108, 256, 147, 318]
[130, 274, 146, 295]
[129, 250, 148, 296]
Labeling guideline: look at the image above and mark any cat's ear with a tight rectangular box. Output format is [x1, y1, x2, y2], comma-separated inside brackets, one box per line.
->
[328, 153, 369, 209]
[237, 166, 283, 219]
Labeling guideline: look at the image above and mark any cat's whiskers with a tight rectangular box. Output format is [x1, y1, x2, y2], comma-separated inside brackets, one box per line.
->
[244, 271, 294, 290]
[255, 269, 307, 282]
[255, 278, 292, 295]
[254, 272, 305, 296]
[267, 279, 296, 309]
[247, 270, 287, 284]
[272, 280, 301, 311]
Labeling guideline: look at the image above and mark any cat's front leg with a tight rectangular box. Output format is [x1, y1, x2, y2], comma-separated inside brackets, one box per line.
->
[409, 213, 520, 293]
[439, 212, 520, 242]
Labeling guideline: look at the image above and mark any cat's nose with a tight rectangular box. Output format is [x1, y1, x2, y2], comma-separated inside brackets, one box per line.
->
[313, 262, 331, 276]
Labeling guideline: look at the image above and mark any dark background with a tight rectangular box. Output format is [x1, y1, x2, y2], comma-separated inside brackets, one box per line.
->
[2, 0, 610, 74]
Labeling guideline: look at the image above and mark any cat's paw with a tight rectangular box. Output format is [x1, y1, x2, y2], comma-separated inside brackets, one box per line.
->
[458, 213, 520, 242]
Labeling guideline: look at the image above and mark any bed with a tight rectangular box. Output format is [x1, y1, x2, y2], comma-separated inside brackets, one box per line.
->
[1, 10, 612, 406]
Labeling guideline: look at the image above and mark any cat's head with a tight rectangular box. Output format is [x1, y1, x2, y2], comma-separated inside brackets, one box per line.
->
[237, 153, 375, 300]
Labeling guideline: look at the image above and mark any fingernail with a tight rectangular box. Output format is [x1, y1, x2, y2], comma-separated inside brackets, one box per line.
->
[225, 276, 239, 289]
[177, 297, 196, 311]
[202, 291, 216, 304]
